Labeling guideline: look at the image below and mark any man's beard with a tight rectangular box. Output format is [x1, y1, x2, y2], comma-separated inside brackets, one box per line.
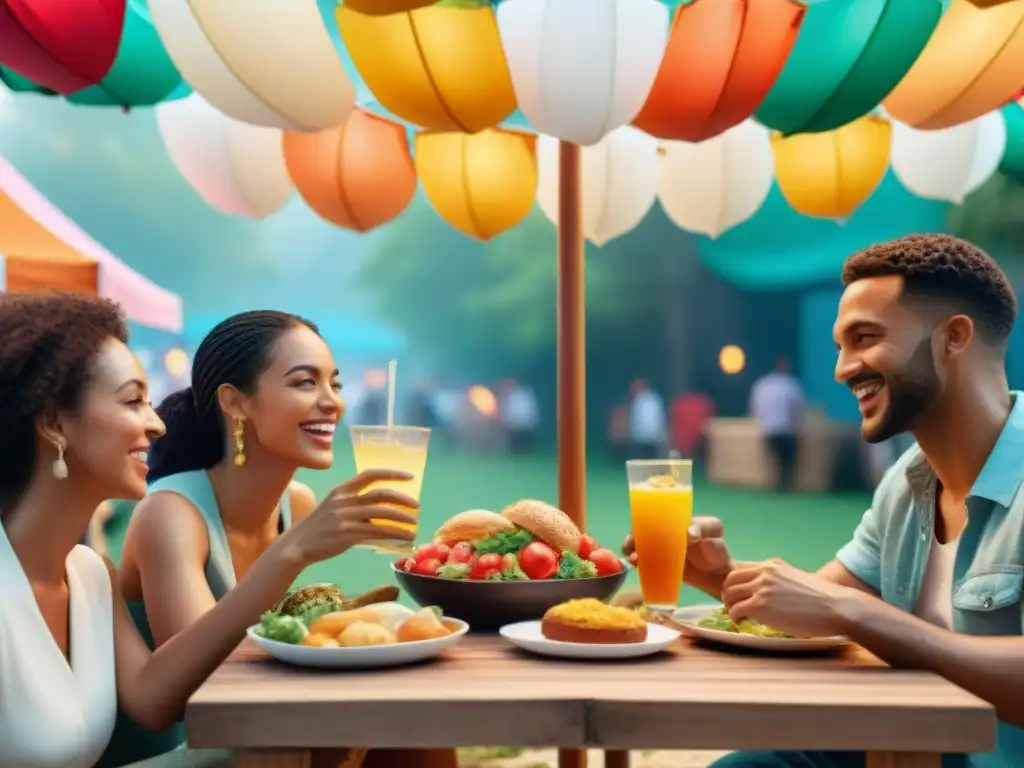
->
[862, 337, 941, 444]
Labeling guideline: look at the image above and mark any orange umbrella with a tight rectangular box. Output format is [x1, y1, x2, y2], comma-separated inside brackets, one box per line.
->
[283, 109, 416, 233]
[883, 0, 1024, 129]
[772, 115, 891, 220]
[633, 0, 804, 142]
[336, 3, 516, 133]
[415, 128, 537, 240]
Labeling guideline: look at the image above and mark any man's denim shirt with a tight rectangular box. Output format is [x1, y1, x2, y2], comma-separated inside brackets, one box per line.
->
[837, 393, 1024, 768]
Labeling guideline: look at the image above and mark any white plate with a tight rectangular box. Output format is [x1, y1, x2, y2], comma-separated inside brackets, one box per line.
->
[499, 620, 680, 659]
[671, 604, 849, 653]
[246, 619, 469, 669]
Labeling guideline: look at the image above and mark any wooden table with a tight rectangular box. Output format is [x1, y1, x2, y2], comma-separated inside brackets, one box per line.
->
[186, 637, 996, 768]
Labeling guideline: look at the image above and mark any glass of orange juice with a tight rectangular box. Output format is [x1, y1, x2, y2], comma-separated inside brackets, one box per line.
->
[349, 425, 430, 554]
[627, 459, 693, 613]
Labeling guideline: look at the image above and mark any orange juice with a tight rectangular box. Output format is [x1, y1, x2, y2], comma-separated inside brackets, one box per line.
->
[629, 479, 693, 609]
[350, 426, 430, 553]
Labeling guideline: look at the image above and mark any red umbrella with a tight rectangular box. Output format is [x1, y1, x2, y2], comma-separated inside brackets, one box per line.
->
[0, 0, 125, 94]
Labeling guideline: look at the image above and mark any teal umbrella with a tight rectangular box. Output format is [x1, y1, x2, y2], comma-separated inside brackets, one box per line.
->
[0, 0, 186, 108]
[999, 102, 1024, 184]
[755, 0, 947, 135]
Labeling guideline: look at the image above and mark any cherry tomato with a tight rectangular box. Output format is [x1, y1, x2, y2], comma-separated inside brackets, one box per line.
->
[412, 557, 443, 576]
[500, 553, 518, 572]
[414, 542, 450, 564]
[395, 557, 408, 570]
[588, 547, 624, 577]
[578, 534, 598, 559]
[403, 557, 417, 573]
[449, 542, 474, 564]
[518, 541, 559, 580]
[470, 553, 503, 580]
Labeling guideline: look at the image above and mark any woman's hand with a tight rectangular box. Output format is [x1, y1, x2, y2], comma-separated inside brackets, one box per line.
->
[279, 468, 420, 566]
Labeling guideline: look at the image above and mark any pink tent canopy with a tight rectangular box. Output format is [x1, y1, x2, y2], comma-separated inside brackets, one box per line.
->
[0, 155, 182, 332]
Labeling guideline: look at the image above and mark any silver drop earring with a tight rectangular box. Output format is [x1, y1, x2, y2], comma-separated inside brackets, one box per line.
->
[52, 444, 68, 480]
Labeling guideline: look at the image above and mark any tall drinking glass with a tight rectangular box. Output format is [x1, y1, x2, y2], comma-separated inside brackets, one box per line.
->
[349, 425, 430, 553]
[626, 459, 693, 613]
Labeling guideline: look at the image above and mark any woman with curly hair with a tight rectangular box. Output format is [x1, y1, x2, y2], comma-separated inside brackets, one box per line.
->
[0, 293, 418, 768]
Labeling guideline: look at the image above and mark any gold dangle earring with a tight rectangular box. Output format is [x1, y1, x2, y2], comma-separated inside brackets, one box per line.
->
[52, 443, 68, 480]
[233, 418, 247, 468]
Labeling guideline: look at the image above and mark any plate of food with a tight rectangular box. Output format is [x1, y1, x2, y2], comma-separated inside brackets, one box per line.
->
[392, 501, 629, 628]
[500, 598, 680, 659]
[670, 604, 849, 653]
[249, 586, 469, 668]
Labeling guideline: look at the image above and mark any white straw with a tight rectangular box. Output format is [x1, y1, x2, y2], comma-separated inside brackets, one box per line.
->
[386, 359, 397, 429]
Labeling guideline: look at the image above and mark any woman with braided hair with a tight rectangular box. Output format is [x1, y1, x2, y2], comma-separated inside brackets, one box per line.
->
[104, 310, 453, 768]
[0, 295, 417, 768]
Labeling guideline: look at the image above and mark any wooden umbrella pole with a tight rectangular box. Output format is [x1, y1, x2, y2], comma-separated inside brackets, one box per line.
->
[554, 142, 631, 768]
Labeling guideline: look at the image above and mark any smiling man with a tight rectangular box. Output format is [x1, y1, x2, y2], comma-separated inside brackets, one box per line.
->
[625, 235, 1024, 768]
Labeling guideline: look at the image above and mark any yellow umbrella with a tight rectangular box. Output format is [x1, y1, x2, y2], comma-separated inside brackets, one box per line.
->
[415, 128, 537, 240]
[337, 4, 517, 133]
[883, 0, 1024, 129]
[772, 115, 891, 220]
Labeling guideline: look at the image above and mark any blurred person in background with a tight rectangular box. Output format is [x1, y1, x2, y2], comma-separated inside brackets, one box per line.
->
[499, 377, 539, 454]
[629, 378, 667, 459]
[672, 390, 716, 464]
[749, 356, 805, 490]
[407, 378, 440, 429]
[355, 368, 387, 424]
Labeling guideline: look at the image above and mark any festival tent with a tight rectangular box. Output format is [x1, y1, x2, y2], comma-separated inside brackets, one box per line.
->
[0, 156, 182, 332]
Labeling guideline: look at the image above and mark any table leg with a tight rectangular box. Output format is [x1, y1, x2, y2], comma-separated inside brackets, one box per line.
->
[560, 748, 586, 768]
[236, 750, 311, 767]
[604, 749, 630, 768]
[866, 752, 942, 768]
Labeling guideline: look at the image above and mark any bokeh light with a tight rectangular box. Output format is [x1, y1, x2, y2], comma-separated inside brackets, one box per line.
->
[164, 347, 190, 378]
[719, 345, 746, 375]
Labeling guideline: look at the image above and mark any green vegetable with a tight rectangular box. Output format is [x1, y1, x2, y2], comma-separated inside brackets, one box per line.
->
[488, 562, 529, 581]
[555, 550, 598, 580]
[254, 612, 309, 644]
[697, 607, 792, 639]
[473, 528, 534, 554]
[275, 583, 345, 617]
[438, 562, 471, 579]
[294, 601, 340, 627]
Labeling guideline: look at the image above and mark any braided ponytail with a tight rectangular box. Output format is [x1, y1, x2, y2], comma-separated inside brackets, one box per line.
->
[147, 311, 319, 482]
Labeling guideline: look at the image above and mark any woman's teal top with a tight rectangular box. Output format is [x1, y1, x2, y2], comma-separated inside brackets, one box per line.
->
[95, 470, 292, 767]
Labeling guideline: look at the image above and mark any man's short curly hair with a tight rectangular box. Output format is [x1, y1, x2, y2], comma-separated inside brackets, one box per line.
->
[0, 292, 127, 507]
[842, 234, 1017, 347]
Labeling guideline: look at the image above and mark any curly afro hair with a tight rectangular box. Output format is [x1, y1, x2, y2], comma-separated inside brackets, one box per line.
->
[0, 292, 127, 508]
[842, 234, 1018, 347]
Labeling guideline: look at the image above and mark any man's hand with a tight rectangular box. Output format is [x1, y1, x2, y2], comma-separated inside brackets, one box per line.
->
[722, 558, 856, 639]
[622, 517, 733, 598]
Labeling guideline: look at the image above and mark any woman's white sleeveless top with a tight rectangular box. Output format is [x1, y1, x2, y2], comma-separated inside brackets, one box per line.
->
[0, 527, 118, 767]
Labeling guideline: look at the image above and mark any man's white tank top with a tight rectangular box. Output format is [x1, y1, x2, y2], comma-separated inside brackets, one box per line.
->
[0, 525, 117, 767]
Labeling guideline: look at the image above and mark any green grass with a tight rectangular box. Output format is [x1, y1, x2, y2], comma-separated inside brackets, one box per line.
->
[106, 449, 870, 607]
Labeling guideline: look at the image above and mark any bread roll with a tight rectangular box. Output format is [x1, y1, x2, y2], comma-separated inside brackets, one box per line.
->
[501, 499, 581, 553]
[434, 509, 513, 545]
[541, 615, 647, 644]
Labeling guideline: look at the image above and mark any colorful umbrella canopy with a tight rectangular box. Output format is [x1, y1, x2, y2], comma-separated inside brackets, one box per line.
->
[0, 0, 124, 94]
[883, 0, 1024, 130]
[772, 114, 891, 219]
[657, 119, 774, 238]
[149, 0, 355, 132]
[497, 0, 669, 145]
[337, 1, 516, 133]
[0, 0, 185, 107]
[283, 109, 417, 232]
[755, 0, 946, 135]
[415, 127, 537, 240]
[633, 0, 804, 142]
[999, 101, 1024, 182]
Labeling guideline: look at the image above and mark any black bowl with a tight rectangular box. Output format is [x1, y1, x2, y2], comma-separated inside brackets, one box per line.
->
[393, 564, 629, 630]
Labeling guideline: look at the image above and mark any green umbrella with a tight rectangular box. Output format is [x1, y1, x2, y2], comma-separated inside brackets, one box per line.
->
[755, 0, 946, 135]
[999, 102, 1024, 184]
[0, 0, 185, 108]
